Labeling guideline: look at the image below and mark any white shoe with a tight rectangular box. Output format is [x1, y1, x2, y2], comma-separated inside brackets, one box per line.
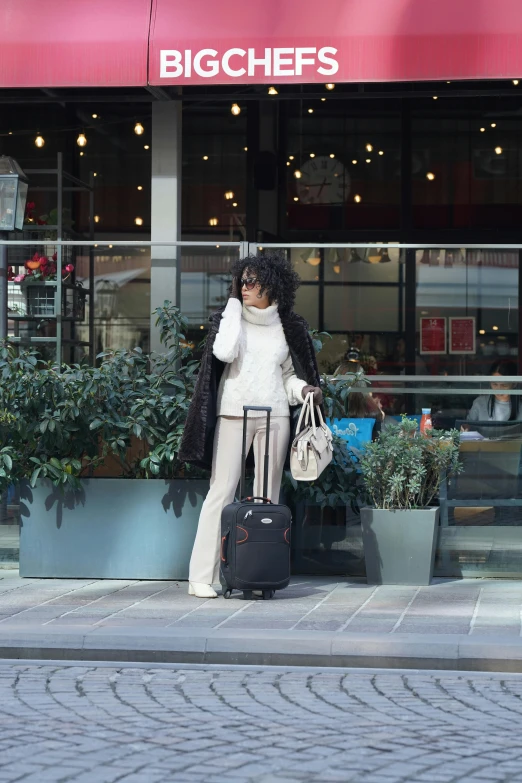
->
[188, 582, 217, 598]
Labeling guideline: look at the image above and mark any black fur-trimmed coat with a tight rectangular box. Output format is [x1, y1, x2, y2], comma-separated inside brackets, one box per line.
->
[179, 306, 322, 470]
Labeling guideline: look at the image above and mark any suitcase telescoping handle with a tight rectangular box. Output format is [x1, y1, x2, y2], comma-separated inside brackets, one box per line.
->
[239, 405, 272, 503]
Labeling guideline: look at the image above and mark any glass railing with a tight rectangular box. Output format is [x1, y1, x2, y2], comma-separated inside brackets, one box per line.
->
[1, 238, 522, 578]
[0, 239, 246, 364]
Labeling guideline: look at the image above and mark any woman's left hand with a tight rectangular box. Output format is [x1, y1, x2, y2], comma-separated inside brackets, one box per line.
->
[302, 385, 323, 405]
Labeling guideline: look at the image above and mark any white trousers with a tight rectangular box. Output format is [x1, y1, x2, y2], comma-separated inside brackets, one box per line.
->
[189, 415, 291, 585]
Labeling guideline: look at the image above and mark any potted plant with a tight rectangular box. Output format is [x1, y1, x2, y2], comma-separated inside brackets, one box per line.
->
[359, 417, 462, 585]
[12, 252, 81, 318]
[0, 302, 209, 580]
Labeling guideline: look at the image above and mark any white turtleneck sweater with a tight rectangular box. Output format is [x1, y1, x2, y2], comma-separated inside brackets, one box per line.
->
[214, 298, 308, 418]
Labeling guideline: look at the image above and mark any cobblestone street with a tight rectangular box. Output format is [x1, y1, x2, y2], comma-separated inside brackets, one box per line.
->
[1, 662, 522, 782]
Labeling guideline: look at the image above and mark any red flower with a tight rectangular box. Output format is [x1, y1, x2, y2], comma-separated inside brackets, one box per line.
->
[7, 267, 14, 281]
[52, 253, 57, 262]
[25, 202, 35, 211]
[64, 264, 74, 273]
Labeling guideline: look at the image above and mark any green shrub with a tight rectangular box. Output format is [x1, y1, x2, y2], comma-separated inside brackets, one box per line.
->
[360, 416, 462, 510]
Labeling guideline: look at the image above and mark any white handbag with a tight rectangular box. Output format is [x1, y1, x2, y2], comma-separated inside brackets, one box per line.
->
[290, 393, 334, 481]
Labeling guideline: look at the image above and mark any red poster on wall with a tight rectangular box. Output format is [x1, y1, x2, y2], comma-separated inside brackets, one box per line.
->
[449, 317, 476, 354]
[420, 317, 447, 355]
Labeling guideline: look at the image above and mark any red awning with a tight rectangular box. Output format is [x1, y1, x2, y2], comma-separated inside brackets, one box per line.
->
[0, 0, 151, 88]
[149, 0, 522, 85]
[3, 0, 522, 89]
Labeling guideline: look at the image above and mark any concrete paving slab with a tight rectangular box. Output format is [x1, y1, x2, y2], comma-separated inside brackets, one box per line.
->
[0, 570, 522, 670]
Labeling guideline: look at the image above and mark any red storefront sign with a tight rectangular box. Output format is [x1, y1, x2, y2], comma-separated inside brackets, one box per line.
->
[149, 0, 522, 86]
[449, 317, 476, 354]
[2, 0, 522, 88]
[420, 317, 447, 355]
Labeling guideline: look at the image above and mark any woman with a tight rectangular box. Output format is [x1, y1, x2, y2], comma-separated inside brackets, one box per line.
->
[179, 252, 323, 598]
[467, 359, 521, 422]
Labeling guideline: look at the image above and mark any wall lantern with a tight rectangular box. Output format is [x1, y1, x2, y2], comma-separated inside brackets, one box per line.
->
[0, 156, 28, 232]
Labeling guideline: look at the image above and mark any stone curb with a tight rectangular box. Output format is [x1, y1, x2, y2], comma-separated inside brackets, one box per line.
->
[1, 626, 522, 671]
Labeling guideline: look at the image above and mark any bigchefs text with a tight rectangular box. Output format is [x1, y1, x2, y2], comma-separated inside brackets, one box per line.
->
[159, 47, 339, 79]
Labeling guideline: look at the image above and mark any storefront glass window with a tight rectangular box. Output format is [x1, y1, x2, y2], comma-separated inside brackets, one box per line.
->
[285, 105, 401, 232]
[412, 103, 522, 230]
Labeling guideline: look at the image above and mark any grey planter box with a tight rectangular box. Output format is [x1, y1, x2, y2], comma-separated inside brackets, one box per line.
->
[19, 478, 209, 579]
[360, 507, 439, 585]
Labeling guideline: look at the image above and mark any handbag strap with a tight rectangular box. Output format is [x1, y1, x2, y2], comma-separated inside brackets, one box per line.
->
[295, 392, 314, 436]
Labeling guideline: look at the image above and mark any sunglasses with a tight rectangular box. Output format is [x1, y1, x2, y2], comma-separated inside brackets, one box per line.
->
[240, 276, 258, 290]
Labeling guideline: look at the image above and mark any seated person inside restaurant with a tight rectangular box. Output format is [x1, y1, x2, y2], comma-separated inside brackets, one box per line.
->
[467, 359, 522, 422]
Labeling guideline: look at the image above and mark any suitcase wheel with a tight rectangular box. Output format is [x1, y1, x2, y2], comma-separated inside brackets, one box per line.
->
[243, 590, 253, 600]
[262, 590, 275, 600]
[223, 589, 233, 600]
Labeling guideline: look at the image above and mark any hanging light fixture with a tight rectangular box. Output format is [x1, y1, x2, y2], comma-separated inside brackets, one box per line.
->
[352, 159, 358, 165]
[94, 215, 100, 223]
[137, 185, 143, 191]
[202, 155, 209, 161]
[231, 103, 241, 116]
[143, 144, 150, 150]
[495, 146, 503, 155]
[513, 80, 519, 85]
[134, 217, 143, 226]
[365, 143, 373, 152]
[92, 114, 98, 119]
[34, 135, 45, 148]
[378, 150, 384, 156]
[268, 86, 278, 95]
[77, 133, 87, 147]
[232, 202, 238, 207]
[208, 217, 219, 226]
[480, 127, 486, 132]
[307, 108, 314, 114]
[300, 249, 321, 267]
[354, 194, 362, 203]
[309, 153, 315, 158]
[134, 122, 145, 135]
[329, 153, 335, 159]
[325, 83, 335, 90]
[491, 123, 497, 128]
[426, 172, 436, 180]
[224, 191, 234, 200]
[294, 170, 302, 179]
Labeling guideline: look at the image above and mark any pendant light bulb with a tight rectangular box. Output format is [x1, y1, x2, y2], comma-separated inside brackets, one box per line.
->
[134, 122, 144, 135]
[34, 135, 45, 148]
[231, 103, 241, 116]
[325, 83, 335, 90]
[268, 86, 278, 95]
[77, 133, 87, 148]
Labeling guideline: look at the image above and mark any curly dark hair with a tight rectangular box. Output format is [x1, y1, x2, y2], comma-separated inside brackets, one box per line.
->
[229, 252, 301, 316]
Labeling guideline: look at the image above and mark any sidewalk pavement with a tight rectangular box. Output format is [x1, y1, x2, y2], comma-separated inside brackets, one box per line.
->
[1, 570, 522, 672]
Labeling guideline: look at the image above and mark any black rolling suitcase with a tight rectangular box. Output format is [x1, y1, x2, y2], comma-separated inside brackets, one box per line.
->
[220, 405, 292, 600]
